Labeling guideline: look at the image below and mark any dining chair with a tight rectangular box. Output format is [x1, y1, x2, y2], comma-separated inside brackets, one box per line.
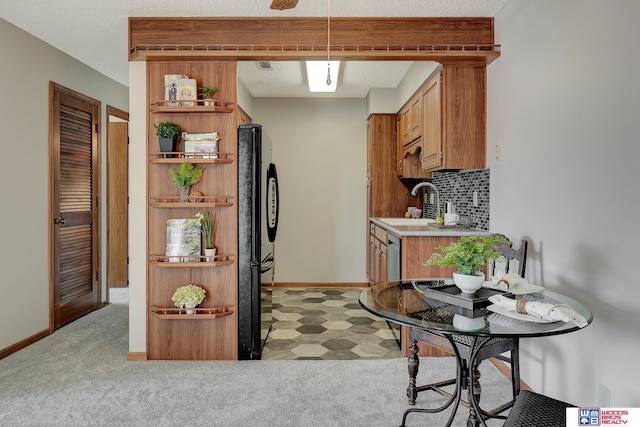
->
[503, 390, 574, 427]
[406, 237, 529, 419]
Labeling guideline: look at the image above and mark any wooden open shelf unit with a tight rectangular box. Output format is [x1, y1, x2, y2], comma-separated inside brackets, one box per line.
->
[146, 61, 239, 360]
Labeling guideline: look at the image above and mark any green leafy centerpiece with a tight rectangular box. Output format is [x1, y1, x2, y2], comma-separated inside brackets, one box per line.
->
[171, 284, 206, 314]
[168, 162, 204, 202]
[425, 234, 510, 294]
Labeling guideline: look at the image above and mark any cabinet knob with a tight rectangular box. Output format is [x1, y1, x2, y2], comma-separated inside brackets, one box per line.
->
[54, 217, 65, 225]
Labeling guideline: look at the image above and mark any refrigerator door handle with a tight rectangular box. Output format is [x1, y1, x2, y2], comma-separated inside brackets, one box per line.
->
[266, 163, 279, 243]
[260, 253, 275, 273]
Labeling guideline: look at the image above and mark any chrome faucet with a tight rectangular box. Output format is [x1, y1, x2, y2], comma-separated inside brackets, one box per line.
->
[410, 181, 441, 219]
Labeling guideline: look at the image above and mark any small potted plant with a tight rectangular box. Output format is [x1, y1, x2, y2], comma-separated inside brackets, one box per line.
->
[168, 162, 204, 202]
[196, 210, 216, 261]
[171, 284, 206, 314]
[199, 85, 219, 106]
[153, 121, 181, 156]
[425, 234, 510, 294]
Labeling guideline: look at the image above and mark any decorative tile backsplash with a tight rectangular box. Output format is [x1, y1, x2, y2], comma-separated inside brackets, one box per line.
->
[420, 169, 490, 230]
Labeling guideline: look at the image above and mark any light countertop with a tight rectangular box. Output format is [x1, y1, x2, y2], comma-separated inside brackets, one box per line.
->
[370, 217, 491, 237]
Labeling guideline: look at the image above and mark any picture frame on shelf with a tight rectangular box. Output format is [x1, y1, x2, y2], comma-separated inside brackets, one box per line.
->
[166, 218, 201, 262]
[176, 78, 197, 106]
[182, 132, 219, 158]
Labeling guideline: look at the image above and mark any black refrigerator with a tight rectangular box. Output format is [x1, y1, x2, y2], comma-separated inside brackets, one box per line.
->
[238, 124, 279, 360]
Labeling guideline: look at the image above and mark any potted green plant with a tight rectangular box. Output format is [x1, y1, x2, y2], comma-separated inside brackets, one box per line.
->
[153, 121, 181, 156]
[425, 234, 510, 294]
[171, 284, 206, 314]
[168, 162, 204, 202]
[199, 85, 219, 106]
[196, 210, 216, 261]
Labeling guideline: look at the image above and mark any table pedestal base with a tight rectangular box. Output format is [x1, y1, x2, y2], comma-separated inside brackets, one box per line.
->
[401, 333, 515, 427]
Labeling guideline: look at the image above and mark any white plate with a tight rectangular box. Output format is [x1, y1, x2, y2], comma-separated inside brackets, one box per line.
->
[487, 304, 556, 323]
[482, 281, 544, 295]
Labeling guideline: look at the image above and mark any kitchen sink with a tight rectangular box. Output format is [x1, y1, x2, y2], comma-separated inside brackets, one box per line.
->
[377, 218, 436, 226]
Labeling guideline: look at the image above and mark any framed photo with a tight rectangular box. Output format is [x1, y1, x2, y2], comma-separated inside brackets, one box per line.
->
[176, 78, 197, 106]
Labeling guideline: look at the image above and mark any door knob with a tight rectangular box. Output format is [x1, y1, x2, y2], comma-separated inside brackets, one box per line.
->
[54, 217, 65, 225]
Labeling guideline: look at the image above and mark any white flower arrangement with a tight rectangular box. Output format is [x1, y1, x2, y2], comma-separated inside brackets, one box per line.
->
[171, 284, 206, 308]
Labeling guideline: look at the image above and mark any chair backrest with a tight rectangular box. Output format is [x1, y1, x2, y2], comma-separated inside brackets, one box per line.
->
[490, 235, 528, 277]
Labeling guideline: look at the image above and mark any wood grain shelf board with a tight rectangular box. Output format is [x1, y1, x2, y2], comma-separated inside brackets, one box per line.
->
[150, 254, 235, 267]
[150, 99, 234, 113]
[149, 153, 233, 163]
[150, 305, 234, 320]
[149, 195, 234, 206]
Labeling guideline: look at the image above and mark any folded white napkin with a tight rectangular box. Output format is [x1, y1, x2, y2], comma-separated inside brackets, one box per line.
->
[488, 294, 588, 328]
[490, 271, 528, 289]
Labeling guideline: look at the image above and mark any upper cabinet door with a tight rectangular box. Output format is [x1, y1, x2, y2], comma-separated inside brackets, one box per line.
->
[421, 71, 443, 171]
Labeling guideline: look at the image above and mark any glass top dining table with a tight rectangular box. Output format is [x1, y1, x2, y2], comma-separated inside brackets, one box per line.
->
[359, 279, 594, 427]
[358, 279, 593, 338]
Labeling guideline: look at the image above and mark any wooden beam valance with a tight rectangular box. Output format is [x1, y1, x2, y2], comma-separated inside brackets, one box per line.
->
[129, 17, 499, 64]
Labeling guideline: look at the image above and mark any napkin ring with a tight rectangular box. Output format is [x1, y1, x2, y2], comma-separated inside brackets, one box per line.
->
[516, 299, 528, 314]
[497, 278, 511, 289]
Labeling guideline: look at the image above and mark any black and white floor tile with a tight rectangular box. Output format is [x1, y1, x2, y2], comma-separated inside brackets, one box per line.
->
[262, 288, 402, 360]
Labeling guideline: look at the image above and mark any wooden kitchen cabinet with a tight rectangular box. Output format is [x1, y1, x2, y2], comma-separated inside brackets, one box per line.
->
[399, 92, 422, 146]
[367, 114, 409, 218]
[421, 65, 486, 171]
[237, 107, 252, 126]
[400, 234, 459, 357]
[368, 223, 388, 286]
[367, 115, 410, 284]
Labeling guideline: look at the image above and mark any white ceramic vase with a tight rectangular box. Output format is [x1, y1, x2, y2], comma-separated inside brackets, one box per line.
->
[204, 247, 217, 262]
[452, 272, 485, 294]
[185, 303, 196, 315]
[452, 314, 486, 331]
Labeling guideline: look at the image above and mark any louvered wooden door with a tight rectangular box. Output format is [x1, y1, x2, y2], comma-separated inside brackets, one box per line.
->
[50, 83, 100, 329]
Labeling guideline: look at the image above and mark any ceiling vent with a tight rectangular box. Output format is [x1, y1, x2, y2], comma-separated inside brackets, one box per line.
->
[256, 61, 274, 71]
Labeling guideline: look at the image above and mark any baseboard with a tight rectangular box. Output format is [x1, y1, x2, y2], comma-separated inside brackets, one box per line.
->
[271, 282, 369, 289]
[0, 328, 51, 361]
[490, 357, 532, 391]
[127, 352, 148, 361]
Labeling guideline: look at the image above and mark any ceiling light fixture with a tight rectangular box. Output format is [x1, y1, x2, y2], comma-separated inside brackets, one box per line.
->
[306, 0, 340, 92]
[306, 61, 340, 92]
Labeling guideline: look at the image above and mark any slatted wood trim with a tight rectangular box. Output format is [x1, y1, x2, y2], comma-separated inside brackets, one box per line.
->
[60, 105, 93, 212]
[129, 17, 498, 63]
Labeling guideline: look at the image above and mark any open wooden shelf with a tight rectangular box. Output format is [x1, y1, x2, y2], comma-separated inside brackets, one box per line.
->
[149, 152, 233, 164]
[149, 196, 234, 208]
[150, 305, 234, 320]
[150, 254, 235, 267]
[146, 61, 239, 360]
[150, 99, 234, 113]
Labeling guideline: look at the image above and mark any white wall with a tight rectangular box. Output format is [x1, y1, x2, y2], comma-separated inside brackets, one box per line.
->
[128, 62, 147, 354]
[367, 61, 439, 116]
[0, 18, 128, 351]
[251, 98, 368, 283]
[489, 0, 640, 406]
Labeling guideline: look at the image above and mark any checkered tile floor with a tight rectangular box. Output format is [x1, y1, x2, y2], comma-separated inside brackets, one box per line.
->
[262, 288, 402, 360]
